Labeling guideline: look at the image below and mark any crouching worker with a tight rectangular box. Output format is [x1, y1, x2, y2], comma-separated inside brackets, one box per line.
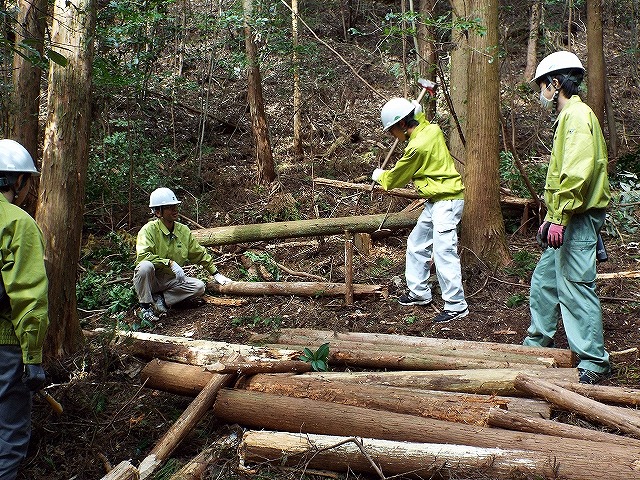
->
[133, 187, 232, 325]
[0, 139, 49, 480]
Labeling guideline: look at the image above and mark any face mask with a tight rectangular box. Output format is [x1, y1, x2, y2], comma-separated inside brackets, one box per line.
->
[539, 86, 555, 110]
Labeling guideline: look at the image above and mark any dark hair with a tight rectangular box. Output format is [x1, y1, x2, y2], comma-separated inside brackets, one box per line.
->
[550, 68, 583, 97]
[403, 112, 419, 129]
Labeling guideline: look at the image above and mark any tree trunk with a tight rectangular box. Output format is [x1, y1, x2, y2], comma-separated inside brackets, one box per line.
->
[460, 0, 510, 268]
[191, 211, 421, 246]
[587, 0, 605, 127]
[207, 281, 386, 298]
[448, 0, 469, 173]
[291, 0, 303, 159]
[243, 0, 276, 185]
[523, 0, 542, 82]
[38, 0, 96, 357]
[487, 406, 640, 447]
[258, 328, 574, 367]
[515, 374, 640, 438]
[417, 0, 437, 119]
[213, 389, 640, 480]
[240, 431, 559, 480]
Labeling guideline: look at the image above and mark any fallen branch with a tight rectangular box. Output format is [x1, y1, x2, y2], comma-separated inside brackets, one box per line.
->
[207, 281, 387, 298]
[275, 262, 325, 281]
[597, 270, 640, 280]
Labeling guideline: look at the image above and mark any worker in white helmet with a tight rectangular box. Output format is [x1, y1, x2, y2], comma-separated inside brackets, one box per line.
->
[0, 139, 49, 479]
[525, 51, 611, 384]
[133, 187, 232, 326]
[372, 97, 468, 323]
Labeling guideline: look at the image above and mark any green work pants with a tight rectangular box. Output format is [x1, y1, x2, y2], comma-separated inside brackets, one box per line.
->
[524, 209, 609, 373]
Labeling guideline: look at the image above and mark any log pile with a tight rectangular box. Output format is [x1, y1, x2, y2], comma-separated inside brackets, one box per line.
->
[106, 327, 640, 480]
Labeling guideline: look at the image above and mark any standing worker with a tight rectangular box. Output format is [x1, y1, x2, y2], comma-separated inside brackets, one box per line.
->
[525, 51, 611, 384]
[133, 187, 233, 326]
[0, 139, 50, 479]
[372, 98, 468, 323]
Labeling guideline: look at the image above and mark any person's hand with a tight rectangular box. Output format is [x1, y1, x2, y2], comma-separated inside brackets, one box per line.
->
[547, 223, 566, 248]
[214, 272, 233, 285]
[536, 221, 550, 248]
[371, 168, 384, 183]
[170, 261, 186, 282]
[410, 99, 423, 116]
[23, 364, 46, 392]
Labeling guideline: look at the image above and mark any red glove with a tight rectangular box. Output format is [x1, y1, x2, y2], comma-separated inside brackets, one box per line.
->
[547, 223, 565, 248]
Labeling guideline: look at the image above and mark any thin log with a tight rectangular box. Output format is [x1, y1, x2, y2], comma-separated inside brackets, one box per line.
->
[344, 231, 354, 305]
[314, 177, 421, 199]
[168, 432, 239, 480]
[515, 374, 640, 438]
[213, 389, 640, 480]
[240, 430, 561, 480]
[487, 406, 640, 447]
[206, 281, 387, 297]
[554, 381, 640, 407]
[138, 362, 236, 479]
[597, 270, 640, 280]
[100, 461, 139, 480]
[265, 342, 549, 371]
[204, 359, 311, 375]
[191, 211, 421, 247]
[256, 328, 574, 367]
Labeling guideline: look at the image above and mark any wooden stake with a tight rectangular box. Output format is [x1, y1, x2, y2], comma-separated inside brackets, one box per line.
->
[344, 230, 354, 305]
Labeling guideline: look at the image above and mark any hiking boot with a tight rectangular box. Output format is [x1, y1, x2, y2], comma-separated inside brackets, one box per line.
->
[137, 306, 159, 328]
[578, 368, 609, 385]
[397, 292, 432, 306]
[432, 308, 469, 323]
[152, 293, 168, 316]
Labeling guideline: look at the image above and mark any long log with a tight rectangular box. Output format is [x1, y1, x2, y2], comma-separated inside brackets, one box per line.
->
[487, 406, 640, 447]
[258, 328, 574, 367]
[240, 430, 558, 480]
[206, 281, 386, 297]
[515, 374, 640, 438]
[205, 359, 312, 375]
[554, 380, 640, 406]
[257, 337, 557, 368]
[264, 342, 548, 371]
[138, 366, 235, 479]
[298, 368, 578, 396]
[213, 389, 640, 480]
[140, 360, 551, 420]
[191, 211, 421, 247]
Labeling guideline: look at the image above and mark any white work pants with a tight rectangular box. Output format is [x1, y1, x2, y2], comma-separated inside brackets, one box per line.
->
[133, 260, 205, 307]
[405, 199, 467, 312]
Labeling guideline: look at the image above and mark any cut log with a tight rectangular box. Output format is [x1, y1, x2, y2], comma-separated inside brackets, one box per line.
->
[597, 270, 640, 280]
[554, 380, 640, 406]
[515, 374, 640, 438]
[100, 461, 139, 480]
[167, 432, 239, 480]
[264, 342, 549, 371]
[240, 430, 560, 480]
[300, 368, 578, 396]
[487, 406, 640, 447]
[206, 281, 387, 298]
[138, 364, 236, 479]
[256, 337, 557, 368]
[257, 328, 574, 367]
[204, 359, 311, 375]
[241, 372, 551, 422]
[213, 389, 640, 480]
[191, 211, 421, 247]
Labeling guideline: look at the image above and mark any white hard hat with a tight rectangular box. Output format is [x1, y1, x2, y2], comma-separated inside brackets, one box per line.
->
[0, 139, 39, 175]
[380, 98, 415, 131]
[530, 51, 584, 90]
[149, 187, 181, 208]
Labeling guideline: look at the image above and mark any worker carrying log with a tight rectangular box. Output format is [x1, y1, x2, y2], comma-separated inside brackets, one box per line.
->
[525, 51, 611, 385]
[133, 188, 233, 327]
[371, 93, 468, 323]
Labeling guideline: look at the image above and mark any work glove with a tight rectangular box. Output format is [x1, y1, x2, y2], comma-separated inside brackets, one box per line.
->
[536, 221, 550, 248]
[23, 364, 46, 392]
[371, 168, 384, 183]
[170, 261, 186, 282]
[411, 99, 423, 116]
[547, 223, 566, 249]
[213, 272, 233, 285]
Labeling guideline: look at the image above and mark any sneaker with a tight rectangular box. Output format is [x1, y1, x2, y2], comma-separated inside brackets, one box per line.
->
[432, 308, 469, 323]
[578, 368, 609, 385]
[152, 294, 168, 316]
[397, 292, 432, 306]
[137, 306, 159, 327]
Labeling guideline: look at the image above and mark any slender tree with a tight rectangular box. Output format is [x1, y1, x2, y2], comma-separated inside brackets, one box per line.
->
[524, 0, 542, 82]
[586, 0, 605, 127]
[37, 0, 96, 357]
[292, 0, 303, 159]
[417, 0, 437, 119]
[460, 0, 510, 267]
[448, 0, 469, 174]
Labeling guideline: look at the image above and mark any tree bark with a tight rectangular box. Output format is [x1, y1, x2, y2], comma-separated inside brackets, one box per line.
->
[291, 0, 303, 159]
[586, 0, 605, 127]
[243, 0, 276, 185]
[213, 389, 640, 480]
[417, 0, 437, 119]
[240, 431, 559, 480]
[553, 380, 640, 407]
[448, 0, 469, 173]
[258, 328, 574, 367]
[205, 359, 311, 375]
[207, 281, 386, 297]
[523, 0, 542, 82]
[515, 374, 640, 438]
[38, 0, 96, 357]
[191, 211, 421, 246]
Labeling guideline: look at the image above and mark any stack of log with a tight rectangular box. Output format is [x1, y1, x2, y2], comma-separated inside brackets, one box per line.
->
[102, 328, 640, 480]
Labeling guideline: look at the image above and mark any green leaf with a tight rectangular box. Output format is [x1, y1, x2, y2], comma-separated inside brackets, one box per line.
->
[316, 342, 330, 360]
[303, 347, 314, 359]
[46, 49, 69, 67]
